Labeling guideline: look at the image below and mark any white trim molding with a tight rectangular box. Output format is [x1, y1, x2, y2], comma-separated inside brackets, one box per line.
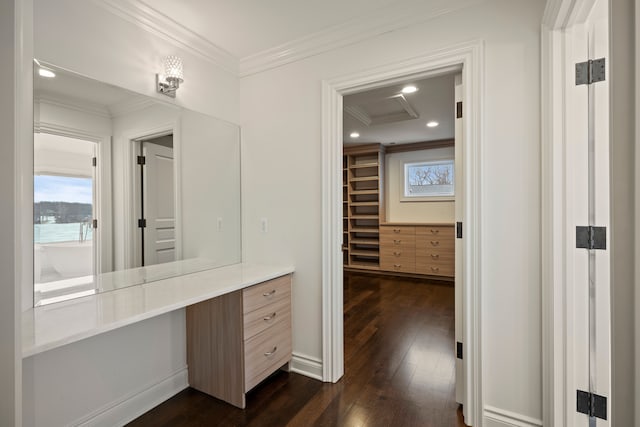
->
[73, 367, 188, 427]
[239, 0, 482, 77]
[290, 352, 323, 381]
[91, 0, 238, 75]
[484, 406, 543, 427]
[321, 39, 483, 427]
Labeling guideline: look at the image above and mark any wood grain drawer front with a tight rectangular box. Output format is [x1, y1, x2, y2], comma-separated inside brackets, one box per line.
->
[380, 253, 416, 273]
[415, 234, 454, 252]
[416, 225, 454, 237]
[379, 233, 415, 250]
[244, 318, 292, 392]
[243, 297, 291, 341]
[243, 275, 291, 314]
[380, 225, 415, 238]
[415, 261, 455, 277]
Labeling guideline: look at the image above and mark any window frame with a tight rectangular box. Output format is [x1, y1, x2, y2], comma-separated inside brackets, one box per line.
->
[401, 158, 455, 201]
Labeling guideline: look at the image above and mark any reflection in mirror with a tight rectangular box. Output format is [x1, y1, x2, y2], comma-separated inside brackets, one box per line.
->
[33, 62, 241, 306]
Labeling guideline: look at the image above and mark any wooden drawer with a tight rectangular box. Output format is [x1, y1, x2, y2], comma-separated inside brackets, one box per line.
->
[380, 250, 416, 273]
[415, 234, 454, 252]
[243, 275, 291, 314]
[379, 233, 415, 249]
[244, 318, 292, 391]
[243, 296, 290, 341]
[380, 225, 415, 238]
[416, 225, 455, 239]
[416, 261, 455, 277]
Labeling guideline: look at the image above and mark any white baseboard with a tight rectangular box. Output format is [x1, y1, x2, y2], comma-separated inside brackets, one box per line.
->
[73, 367, 189, 427]
[289, 352, 323, 381]
[483, 406, 543, 427]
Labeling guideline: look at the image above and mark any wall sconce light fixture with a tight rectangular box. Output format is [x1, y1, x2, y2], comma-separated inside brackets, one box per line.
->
[156, 55, 184, 98]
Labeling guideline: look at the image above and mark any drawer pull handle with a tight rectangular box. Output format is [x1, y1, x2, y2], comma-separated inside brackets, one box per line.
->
[394, 239, 401, 244]
[431, 229, 440, 234]
[431, 267, 440, 272]
[431, 254, 440, 259]
[264, 346, 278, 357]
[430, 241, 440, 246]
[263, 312, 277, 321]
[394, 251, 401, 256]
[394, 264, 401, 268]
[393, 229, 401, 233]
[263, 290, 276, 297]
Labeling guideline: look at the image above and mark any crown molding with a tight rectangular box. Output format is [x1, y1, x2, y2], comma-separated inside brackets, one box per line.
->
[344, 105, 372, 127]
[36, 93, 111, 118]
[239, 0, 482, 77]
[92, 0, 238, 75]
[108, 95, 166, 118]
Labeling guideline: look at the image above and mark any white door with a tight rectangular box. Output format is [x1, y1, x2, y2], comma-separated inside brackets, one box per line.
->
[565, 0, 611, 424]
[142, 141, 176, 266]
[453, 73, 465, 415]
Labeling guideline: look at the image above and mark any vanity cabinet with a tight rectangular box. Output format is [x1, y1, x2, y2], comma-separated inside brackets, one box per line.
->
[380, 224, 454, 279]
[186, 274, 292, 408]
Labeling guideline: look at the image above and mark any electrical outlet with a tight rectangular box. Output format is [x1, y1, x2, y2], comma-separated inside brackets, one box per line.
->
[260, 218, 268, 233]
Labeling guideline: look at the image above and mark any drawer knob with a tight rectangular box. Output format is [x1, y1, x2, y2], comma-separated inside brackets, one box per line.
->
[394, 251, 401, 256]
[263, 312, 277, 321]
[393, 229, 401, 233]
[430, 241, 440, 246]
[394, 264, 401, 268]
[264, 346, 278, 357]
[431, 229, 440, 234]
[431, 266, 440, 272]
[394, 239, 401, 244]
[263, 290, 276, 297]
[431, 254, 440, 259]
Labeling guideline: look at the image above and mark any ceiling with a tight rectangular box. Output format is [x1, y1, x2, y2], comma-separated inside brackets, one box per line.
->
[142, 0, 422, 58]
[343, 73, 456, 146]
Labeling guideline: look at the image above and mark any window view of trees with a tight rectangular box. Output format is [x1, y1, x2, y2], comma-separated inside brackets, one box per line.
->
[405, 160, 454, 197]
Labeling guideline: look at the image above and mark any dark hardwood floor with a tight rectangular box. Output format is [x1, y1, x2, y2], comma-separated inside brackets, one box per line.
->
[128, 272, 466, 427]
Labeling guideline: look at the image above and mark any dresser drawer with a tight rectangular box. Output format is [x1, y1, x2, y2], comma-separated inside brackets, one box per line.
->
[380, 225, 415, 238]
[416, 225, 455, 239]
[379, 233, 415, 249]
[243, 296, 291, 341]
[380, 252, 416, 273]
[244, 318, 292, 391]
[243, 275, 291, 314]
[415, 234, 454, 252]
[416, 261, 455, 277]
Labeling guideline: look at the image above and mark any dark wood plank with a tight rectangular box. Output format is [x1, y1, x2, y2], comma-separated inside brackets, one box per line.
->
[128, 272, 467, 427]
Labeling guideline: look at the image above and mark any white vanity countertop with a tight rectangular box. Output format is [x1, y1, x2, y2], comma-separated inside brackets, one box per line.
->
[22, 263, 295, 358]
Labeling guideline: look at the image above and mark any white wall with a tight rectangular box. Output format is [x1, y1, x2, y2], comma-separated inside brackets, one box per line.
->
[240, 0, 543, 423]
[23, 0, 240, 425]
[385, 147, 455, 223]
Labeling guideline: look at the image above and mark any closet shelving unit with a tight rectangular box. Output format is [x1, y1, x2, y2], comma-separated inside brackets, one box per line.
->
[343, 143, 385, 271]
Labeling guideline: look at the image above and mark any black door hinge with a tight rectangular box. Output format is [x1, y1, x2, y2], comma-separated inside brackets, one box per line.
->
[576, 58, 606, 85]
[577, 390, 607, 420]
[137, 155, 146, 165]
[576, 226, 606, 250]
[456, 222, 463, 239]
[92, 157, 97, 167]
[456, 342, 463, 359]
[92, 219, 98, 229]
[456, 101, 463, 118]
[138, 218, 147, 228]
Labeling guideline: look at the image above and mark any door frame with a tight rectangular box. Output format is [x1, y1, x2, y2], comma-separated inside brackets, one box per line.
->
[33, 122, 113, 279]
[321, 39, 483, 426]
[121, 121, 182, 270]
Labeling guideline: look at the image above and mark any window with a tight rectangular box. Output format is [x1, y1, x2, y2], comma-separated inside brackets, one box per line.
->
[403, 159, 454, 198]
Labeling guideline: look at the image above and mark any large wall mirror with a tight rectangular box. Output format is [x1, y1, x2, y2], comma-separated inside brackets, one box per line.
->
[33, 62, 241, 306]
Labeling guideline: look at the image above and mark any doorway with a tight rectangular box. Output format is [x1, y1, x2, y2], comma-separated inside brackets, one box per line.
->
[33, 132, 98, 305]
[341, 71, 464, 423]
[132, 134, 176, 268]
[321, 41, 483, 426]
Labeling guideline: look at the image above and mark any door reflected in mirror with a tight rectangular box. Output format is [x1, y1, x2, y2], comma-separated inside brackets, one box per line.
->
[33, 61, 241, 306]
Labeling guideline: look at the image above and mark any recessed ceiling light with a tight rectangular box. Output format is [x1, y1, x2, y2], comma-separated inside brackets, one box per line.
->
[426, 121, 439, 128]
[350, 132, 360, 138]
[38, 68, 56, 78]
[401, 85, 418, 94]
